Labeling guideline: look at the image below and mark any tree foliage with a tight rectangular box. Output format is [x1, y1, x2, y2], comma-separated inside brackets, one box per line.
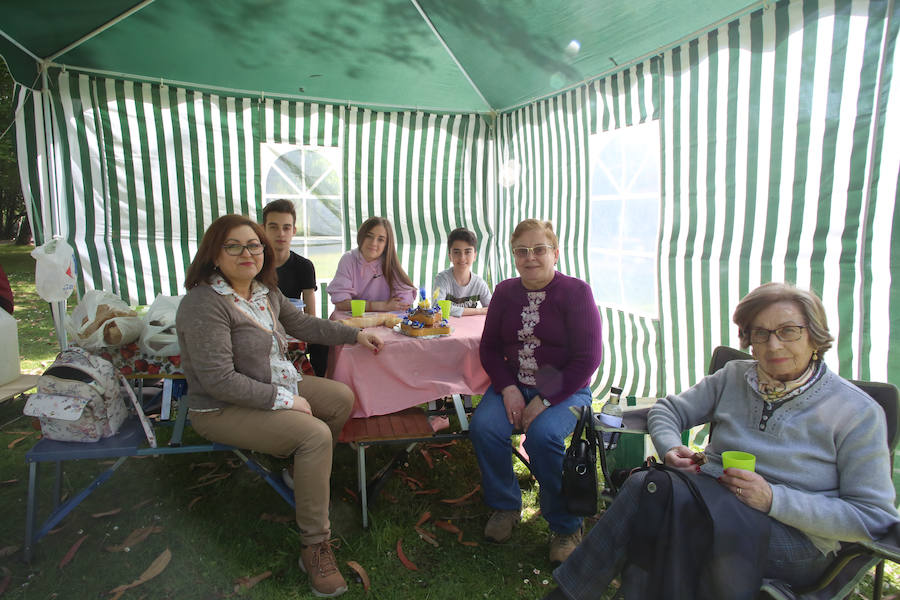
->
[0, 60, 29, 243]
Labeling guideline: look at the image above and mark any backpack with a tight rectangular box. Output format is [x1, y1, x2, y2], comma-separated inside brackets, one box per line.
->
[24, 347, 128, 442]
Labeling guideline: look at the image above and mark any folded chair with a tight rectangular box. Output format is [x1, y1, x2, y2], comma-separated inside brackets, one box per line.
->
[594, 346, 900, 600]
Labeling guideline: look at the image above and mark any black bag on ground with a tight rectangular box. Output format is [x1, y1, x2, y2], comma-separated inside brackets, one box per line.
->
[562, 405, 599, 516]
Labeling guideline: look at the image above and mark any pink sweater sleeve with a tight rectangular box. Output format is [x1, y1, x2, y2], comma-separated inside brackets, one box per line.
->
[326, 252, 357, 303]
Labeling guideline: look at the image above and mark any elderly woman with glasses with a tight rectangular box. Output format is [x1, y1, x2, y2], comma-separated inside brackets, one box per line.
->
[546, 282, 899, 599]
[176, 214, 384, 598]
[470, 219, 603, 565]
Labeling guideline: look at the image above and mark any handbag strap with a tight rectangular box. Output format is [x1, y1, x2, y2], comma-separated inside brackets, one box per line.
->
[571, 405, 589, 441]
[583, 405, 598, 450]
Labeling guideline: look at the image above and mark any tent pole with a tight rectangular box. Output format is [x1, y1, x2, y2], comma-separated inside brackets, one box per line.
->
[46, 0, 158, 63]
[40, 64, 68, 351]
[409, 0, 493, 112]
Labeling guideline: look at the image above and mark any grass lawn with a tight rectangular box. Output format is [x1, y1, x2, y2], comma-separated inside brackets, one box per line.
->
[0, 241, 897, 599]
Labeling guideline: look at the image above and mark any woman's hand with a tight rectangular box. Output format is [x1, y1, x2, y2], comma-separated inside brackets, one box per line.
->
[501, 385, 527, 429]
[291, 395, 312, 415]
[356, 331, 384, 354]
[664, 445, 700, 473]
[719, 468, 773, 513]
[522, 395, 547, 432]
[378, 297, 407, 312]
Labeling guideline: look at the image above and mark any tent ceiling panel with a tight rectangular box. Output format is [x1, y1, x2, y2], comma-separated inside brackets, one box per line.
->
[2, 0, 762, 112]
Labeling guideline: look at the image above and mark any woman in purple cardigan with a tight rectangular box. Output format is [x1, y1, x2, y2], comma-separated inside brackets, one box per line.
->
[470, 219, 603, 565]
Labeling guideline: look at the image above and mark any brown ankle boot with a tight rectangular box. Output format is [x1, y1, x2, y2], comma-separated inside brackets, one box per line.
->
[299, 540, 348, 597]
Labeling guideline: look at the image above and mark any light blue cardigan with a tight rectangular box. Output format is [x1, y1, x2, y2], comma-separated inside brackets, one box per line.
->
[648, 360, 900, 554]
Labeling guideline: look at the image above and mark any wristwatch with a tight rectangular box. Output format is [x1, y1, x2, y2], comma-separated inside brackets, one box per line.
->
[540, 396, 551, 408]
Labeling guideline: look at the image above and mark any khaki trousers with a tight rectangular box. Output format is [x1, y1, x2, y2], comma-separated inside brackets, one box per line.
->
[189, 375, 354, 545]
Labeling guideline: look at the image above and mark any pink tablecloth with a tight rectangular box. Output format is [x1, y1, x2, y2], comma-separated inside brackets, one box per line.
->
[331, 313, 490, 417]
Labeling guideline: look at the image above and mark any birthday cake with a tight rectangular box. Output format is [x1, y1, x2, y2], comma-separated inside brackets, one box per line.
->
[399, 290, 451, 337]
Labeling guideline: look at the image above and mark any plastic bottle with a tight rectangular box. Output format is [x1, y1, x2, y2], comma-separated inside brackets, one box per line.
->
[598, 386, 624, 447]
[0, 309, 21, 386]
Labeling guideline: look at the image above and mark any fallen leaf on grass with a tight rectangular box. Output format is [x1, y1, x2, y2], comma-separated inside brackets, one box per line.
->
[434, 521, 461, 535]
[59, 535, 88, 569]
[197, 466, 222, 482]
[233, 570, 271, 593]
[7, 435, 29, 449]
[435, 448, 452, 459]
[426, 441, 456, 448]
[108, 547, 171, 599]
[415, 511, 431, 527]
[346, 561, 370, 591]
[186, 472, 230, 489]
[396, 539, 417, 571]
[343, 487, 358, 502]
[106, 526, 163, 552]
[0, 546, 18, 558]
[440, 484, 481, 504]
[457, 531, 478, 547]
[259, 513, 293, 523]
[415, 527, 439, 547]
[382, 492, 399, 503]
[0, 479, 19, 486]
[131, 499, 152, 510]
[92, 508, 122, 518]
[419, 448, 433, 469]
[187, 496, 203, 511]
[412, 489, 440, 495]
[4, 431, 34, 435]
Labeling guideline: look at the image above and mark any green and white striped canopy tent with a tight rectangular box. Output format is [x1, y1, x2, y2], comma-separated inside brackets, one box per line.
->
[3, 0, 899, 396]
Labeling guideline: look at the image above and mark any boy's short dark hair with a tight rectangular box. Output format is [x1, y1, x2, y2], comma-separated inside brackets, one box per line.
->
[447, 227, 477, 251]
[262, 199, 296, 225]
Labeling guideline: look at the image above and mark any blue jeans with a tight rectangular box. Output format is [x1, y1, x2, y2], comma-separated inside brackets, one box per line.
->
[469, 384, 592, 534]
[554, 472, 834, 598]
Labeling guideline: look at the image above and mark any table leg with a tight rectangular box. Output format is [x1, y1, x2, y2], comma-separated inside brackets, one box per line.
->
[357, 444, 368, 528]
[452, 394, 469, 431]
[161, 379, 173, 421]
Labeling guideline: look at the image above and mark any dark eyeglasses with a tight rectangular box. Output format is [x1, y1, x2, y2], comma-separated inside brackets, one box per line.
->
[749, 325, 806, 344]
[512, 244, 554, 259]
[222, 243, 265, 256]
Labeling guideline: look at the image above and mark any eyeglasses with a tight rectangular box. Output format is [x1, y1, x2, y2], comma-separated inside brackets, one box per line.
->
[749, 325, 807, 344]
[512, 244, 554, 259]
[222, 243, 265, 256]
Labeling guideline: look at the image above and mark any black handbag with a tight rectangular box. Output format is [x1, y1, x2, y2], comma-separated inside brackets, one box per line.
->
[562, 405, 599, 516]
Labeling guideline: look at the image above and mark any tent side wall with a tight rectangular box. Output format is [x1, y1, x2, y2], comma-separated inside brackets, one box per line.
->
[495, 0, 900, 395]
[14, 72, 496, 310]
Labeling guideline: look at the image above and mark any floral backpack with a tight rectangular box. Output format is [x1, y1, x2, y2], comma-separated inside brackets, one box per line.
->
[24, 347, 128, 442]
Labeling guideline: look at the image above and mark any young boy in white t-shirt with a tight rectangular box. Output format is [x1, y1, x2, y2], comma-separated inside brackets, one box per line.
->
[434, 227, 492, 317]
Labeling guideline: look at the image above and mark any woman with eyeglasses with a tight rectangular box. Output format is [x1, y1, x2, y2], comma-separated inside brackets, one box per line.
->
[327, 216, 417, 314]
[470, 219, 603, 565]
[176, 214, 383, 598]
[546, 282, 899, 599]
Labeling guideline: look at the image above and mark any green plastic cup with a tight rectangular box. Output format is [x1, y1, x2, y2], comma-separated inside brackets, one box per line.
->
[722, 450, 756, 472]
[351, 299, 366, 317]
[438, 300, 452, 319]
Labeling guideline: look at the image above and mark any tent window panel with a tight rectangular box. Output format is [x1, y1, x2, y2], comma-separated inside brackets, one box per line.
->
[588, 120, 661, 318]
[260, 143, 343, 279]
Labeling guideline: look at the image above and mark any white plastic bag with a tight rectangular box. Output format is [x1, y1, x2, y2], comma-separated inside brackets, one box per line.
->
[139, 295, 183, 357]
[66, 290, 144, 350]
[31, 238, 77, 302]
